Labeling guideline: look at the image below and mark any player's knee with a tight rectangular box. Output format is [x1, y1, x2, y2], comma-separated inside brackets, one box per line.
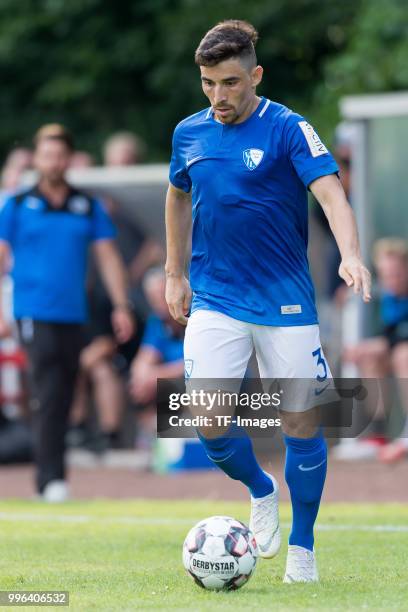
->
[197, 423, 229, 440]
[281, 409, 320, 439]
[90, 359, 113, 383]
[198, 430, 230, 456]
[199, 430, 251, 481]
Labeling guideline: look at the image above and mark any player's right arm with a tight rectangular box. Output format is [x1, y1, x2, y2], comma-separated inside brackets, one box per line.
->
[165, 182, 192, 325]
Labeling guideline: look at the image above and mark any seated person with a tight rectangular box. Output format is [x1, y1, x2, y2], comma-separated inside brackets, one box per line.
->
[343, 238, 408, 462]
[69, 201, 163, 451]
[69, 289, 127, 451]
[129, 266, 184, 448]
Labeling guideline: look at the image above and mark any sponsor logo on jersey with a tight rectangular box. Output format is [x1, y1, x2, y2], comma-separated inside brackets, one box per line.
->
[298, 121, 328, 158]
[281, 304, 302, 314]
[243, 148, 264, 170]
[68, 196, 90, 215]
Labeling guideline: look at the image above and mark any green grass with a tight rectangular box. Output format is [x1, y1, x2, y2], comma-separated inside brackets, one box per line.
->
[0, 500, 407, 611]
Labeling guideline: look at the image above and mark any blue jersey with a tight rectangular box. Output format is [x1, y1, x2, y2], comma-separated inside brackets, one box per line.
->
[0, 185, 115, 323]
[169, 98, 338, 326]
[380, 292, 408, 327]
[141, 315, 184, 363]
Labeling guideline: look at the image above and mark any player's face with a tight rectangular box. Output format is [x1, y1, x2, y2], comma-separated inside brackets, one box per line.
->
[200, 58, 263, 124]
[34, 139, 72, 184]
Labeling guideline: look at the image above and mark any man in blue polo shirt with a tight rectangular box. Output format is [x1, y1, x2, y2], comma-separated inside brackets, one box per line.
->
[0, 124, 134, 501]
[165, 20, 371, 582]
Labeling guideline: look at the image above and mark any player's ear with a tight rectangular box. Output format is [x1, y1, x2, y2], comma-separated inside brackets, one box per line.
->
[251, 65, 263, 88]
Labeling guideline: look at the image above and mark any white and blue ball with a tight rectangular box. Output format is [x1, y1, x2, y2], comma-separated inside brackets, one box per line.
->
[182, 515, 258, 590]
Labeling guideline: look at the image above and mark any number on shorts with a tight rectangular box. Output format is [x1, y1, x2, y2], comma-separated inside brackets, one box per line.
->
[312, 347, 328, 382]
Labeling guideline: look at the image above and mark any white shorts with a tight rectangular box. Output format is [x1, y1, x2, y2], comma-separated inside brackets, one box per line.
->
[184, 309, 333, 412]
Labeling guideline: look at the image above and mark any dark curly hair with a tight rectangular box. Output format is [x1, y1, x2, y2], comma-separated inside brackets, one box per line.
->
[195, 20, 258, 68]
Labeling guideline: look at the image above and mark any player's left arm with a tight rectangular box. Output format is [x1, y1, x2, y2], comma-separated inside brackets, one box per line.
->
[92, 239, 135, 342]
[310, 174, 372, 302]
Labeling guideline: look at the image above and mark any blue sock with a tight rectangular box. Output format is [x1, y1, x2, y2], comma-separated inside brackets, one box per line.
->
[198, 426, 273, 498]
[284, 431, 327, 551]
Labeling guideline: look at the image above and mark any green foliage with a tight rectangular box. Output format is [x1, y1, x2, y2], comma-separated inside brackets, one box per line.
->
[0, 0, 405, 161]
[314, 0, 408, 139]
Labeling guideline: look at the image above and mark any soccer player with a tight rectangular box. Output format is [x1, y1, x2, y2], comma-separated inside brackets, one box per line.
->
[165, 20, 371, 582]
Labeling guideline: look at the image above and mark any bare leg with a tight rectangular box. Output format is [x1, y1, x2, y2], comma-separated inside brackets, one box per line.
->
[380, 342, 408, 462]
[345, 337, 391, 435]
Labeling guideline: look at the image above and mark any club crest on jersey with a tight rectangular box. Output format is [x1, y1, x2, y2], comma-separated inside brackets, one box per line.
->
[243, 148, 264, 170]
[184, 359, 194, 379]
[68, 196, 90, 215]
[25, 197, 43, 211]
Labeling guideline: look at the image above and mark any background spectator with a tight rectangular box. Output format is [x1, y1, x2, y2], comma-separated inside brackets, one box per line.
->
[129, 266, 184, 450]
[342, 238, 408, 461]
[103, 131, 146, 166]
[69, 151, 95, 168]
[67, 132, 164, 451]
[0, 124, 134, 501]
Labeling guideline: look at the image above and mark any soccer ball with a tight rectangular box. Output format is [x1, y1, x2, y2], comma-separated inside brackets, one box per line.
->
[182, 515, 258, 590]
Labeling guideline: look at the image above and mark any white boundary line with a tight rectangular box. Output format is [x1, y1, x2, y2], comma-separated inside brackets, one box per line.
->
[0, 512, 407, 532]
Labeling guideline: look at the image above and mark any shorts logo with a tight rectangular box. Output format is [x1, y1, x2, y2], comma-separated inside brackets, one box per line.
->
[315, 382, 330, 396]
[243, 148, 264, 170]
[298, 121, 328, 158]
[184, 359, 194, 379]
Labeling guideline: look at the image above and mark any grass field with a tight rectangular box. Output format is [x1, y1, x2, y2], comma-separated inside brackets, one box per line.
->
[0, 500, 407, 611]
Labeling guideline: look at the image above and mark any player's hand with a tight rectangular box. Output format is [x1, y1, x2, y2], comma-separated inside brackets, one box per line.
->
[111, 306, 135, 344]
[338, 256, 372, 302]
[165, 274, 192, 325]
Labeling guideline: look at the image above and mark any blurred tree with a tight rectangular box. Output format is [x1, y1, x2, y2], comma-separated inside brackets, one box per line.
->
[314, 0, 408, 138]
[1, 0, 403, 162]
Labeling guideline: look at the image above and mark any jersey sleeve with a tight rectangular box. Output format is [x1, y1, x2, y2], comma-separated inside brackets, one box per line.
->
[284, 114, 339, 187]
[0, 197, 17, 244]
[141, 316, 164, 356]
[90, 199, 117, 241]
[169, 127, 192, 193]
